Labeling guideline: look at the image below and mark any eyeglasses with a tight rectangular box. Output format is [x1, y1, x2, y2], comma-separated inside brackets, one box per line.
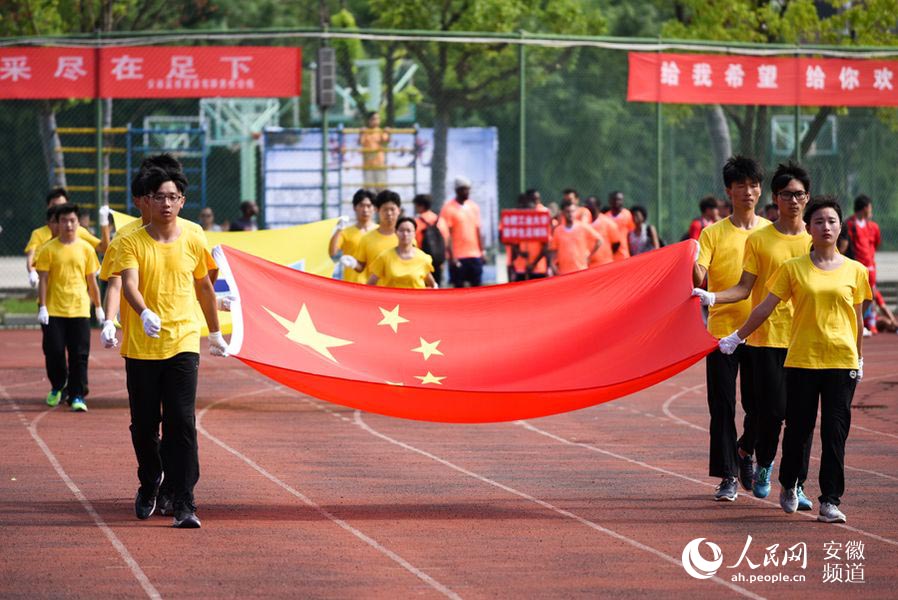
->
[149, 193, 184, 204]
[776, 190, 808, 201]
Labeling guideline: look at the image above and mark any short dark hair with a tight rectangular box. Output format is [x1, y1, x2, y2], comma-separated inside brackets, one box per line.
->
[46, 187, 68, 205]
[764, 202, 778, 212]
[699, 196, 719, 213]
[239, 200, 256, 214]
[46, 204, 61, 222]
[560, 198, 576, 210]
[631, 204, 647, 219]
[854, 194, 872, 212]
[608, 190, 623, 200]
[770, 162, 810, 195]
[524, 188, 540, 200]
[55, 203, 80, 219]
[562, 188, 579, 198]
[352, 188, 376, 207]
[141, 165, 189, 195]
[140, 153, 182, 173]
[804, 195, 843, 226]
[722, 155, 763, 187]
[395, 216, 417, 231]
[374, 189, 401, 209]
[412, 193, 432, 210]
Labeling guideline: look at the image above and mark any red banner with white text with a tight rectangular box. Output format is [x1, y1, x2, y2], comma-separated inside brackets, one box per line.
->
[0, 46, 301, 99]
[628, 52, 898, 106]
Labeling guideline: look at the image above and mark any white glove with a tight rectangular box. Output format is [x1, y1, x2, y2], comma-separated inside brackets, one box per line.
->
[98, 205, 110, 227]
[432, 283, 439, 289]
[340, 255, 360, 270]
[28, 270, 39, 288]
[140, 308, 161, 338]
[38, 305, 49, 326]
[101, 320, 118, 348]
[208, 331, 229, 357]
[95, 306, 106, 324]
[718, 331, 744, 355]
[692, 288, 716, 307]
[857, 357, 864, 382]
[332, 215, 350, 234]
[216, 295, 238, 311]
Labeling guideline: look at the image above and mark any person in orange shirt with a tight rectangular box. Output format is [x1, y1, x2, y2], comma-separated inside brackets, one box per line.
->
[607, 190, 635, 260]
[561, 188, 594, 225]
[359, 112, 390, 190]
[507, 192, 550, 281]
[589, 208, 621, 267]
[549, 199, 602, 275]
[440, 176, 484, 287]
[412, 194, 449, 285]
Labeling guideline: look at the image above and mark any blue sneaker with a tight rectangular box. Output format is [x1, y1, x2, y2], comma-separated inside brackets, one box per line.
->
[70, 397, 88, 412]
[796, 485, 813, 511]
[752, 462, 773, 498]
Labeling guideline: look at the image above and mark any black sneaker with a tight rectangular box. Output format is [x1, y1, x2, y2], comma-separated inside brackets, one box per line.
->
[172, 504, 201, 529]
[738, 453, 754, 491]
[714, 477, 738, 501]
[157, 493, 174, 517]
[134, 473, 163, 520]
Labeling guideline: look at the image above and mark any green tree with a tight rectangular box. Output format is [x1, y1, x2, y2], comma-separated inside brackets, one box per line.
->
[369, 0, 605, 204]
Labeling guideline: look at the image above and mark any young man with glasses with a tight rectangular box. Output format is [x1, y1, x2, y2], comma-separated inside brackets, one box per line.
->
[113, 156, 228, 529]
[693, 156, 770, 502]
[694, 163, 814, 509]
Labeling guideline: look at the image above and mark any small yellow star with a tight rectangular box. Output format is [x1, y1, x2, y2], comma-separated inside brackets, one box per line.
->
[411, 337, 443, 361]
[415, 371, 446, 385]
[263, 304, 353, 363]
[378, 305, 409, 333]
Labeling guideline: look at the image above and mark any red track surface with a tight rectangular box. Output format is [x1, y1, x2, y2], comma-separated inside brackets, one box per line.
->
[1, 328, 896, 599]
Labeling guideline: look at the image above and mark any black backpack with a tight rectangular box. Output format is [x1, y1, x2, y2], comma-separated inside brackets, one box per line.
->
[420, 215, 446, 263]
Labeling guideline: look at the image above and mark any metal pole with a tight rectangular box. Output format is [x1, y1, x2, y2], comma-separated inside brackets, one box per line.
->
[321, 106, 329, 220]
[518, 30, 526, 193]
[94, 40, 103, 218]
[655, 39, 664, 239]
[794, 50, 801, 162]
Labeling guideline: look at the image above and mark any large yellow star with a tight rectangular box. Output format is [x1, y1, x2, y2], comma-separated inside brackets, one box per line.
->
[415, 371, 446, 385]
[411, 337, 443, 361]
[377, 305, 409, 333]
[263, 305, 353, 363]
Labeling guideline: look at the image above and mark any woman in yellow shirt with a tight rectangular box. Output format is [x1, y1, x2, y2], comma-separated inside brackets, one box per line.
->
[367, 216, 437, 289]
[719, 197, 872, 524]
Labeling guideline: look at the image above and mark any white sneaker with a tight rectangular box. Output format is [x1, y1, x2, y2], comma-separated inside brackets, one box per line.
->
[779, 486, 798, 513]
[818, 502, 847, 523]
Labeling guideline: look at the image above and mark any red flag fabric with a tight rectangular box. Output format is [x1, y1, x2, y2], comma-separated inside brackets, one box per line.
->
[215, 241, 716, 423]
[628, 52, 898, 107]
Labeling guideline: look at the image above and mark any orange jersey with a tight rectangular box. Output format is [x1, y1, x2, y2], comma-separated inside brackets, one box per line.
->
[589, 214, 620, 267]
[440, 198, 483, 259]
[550, 222, 601, 275]
[610, 208, 635, 260]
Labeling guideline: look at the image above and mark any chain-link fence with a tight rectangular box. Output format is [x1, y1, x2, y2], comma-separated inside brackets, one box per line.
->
[2, 31, 897, 292]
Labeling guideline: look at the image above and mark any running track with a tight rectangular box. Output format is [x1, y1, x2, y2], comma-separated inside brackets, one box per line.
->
[1, 329, 896, 599]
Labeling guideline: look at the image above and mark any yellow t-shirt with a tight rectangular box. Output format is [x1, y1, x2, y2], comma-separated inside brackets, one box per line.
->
[100, 217, 210, 281]
[356, 229, 399, 280]
[768, 255, 872, 369]
[697, 216, 770, 338]
[25, 225, 100, 261]
[369, 247, 434, 289]
[335, 225, 367, 283]
[115, 228, 212, 360]
[742, 224, 812, 348]
[34, 238, 100, 318]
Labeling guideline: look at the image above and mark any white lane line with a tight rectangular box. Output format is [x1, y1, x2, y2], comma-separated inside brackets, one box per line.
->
[197, 389, 461, 600]
[349, 409, 764, 600]
[851, 424, 898, 441]
[664, 385, 898, 482]
[0, 382, 161, 600]
[519, 417, 898, 548]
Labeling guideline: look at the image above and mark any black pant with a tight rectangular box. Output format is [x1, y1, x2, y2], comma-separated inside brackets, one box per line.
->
[432, 260, 444, 287]
[780, 368, 857, 506]
[41, 317, 91, 398]
[449, 257, 483, 287]
[125, 352, 200, 509]
[706, 346, 756, 478]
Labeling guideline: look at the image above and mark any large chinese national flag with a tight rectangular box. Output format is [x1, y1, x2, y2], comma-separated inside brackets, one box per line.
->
[215, 241, 716, 423]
